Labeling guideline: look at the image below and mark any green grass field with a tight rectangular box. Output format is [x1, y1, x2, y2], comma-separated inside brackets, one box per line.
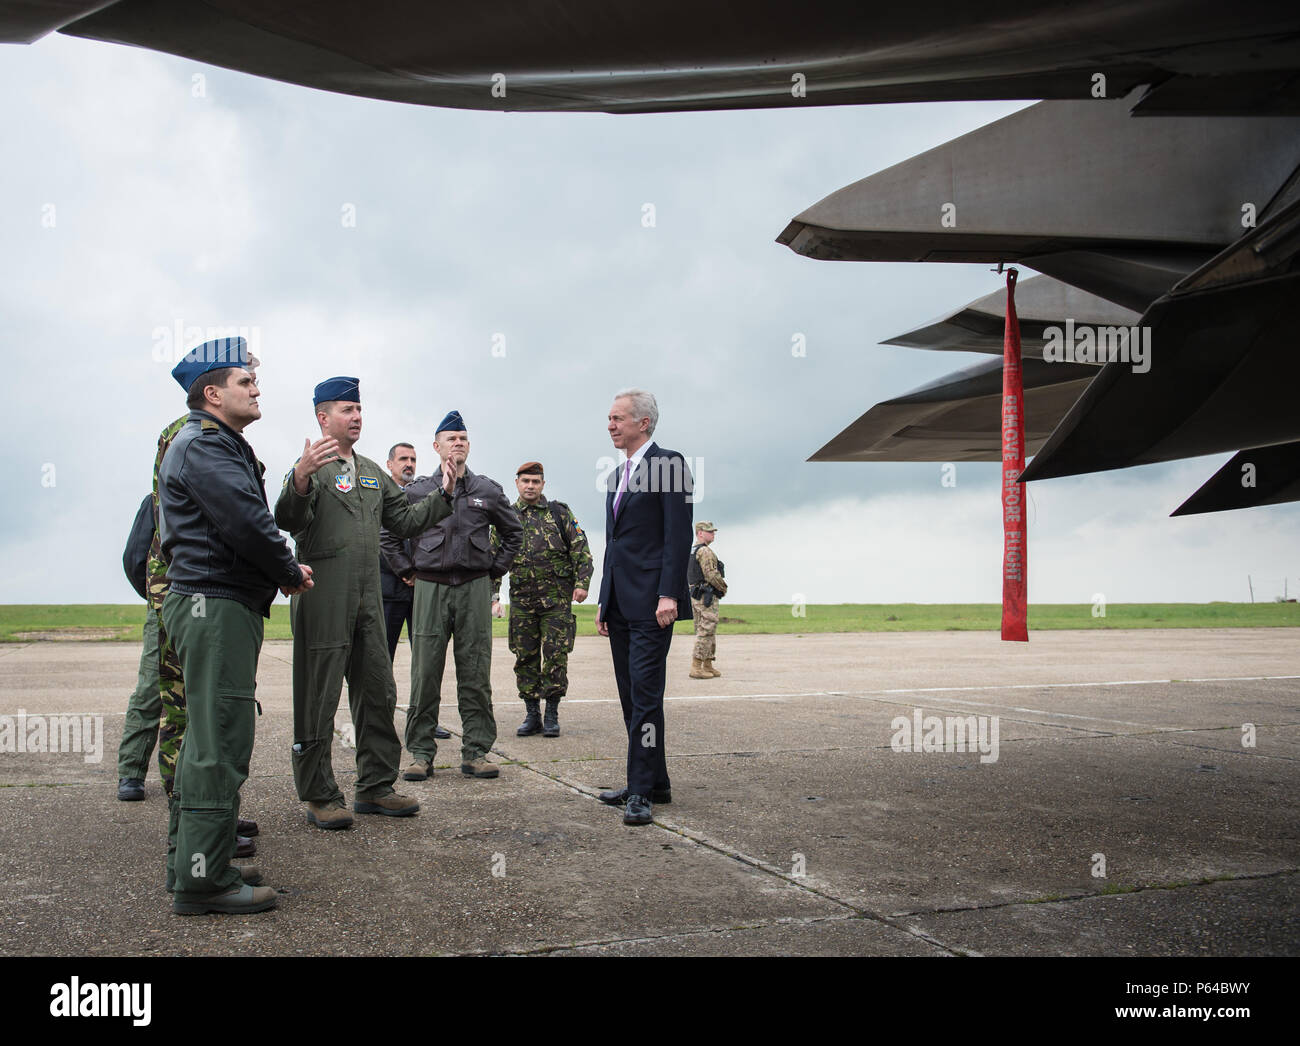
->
[2, 601, 1296, 642]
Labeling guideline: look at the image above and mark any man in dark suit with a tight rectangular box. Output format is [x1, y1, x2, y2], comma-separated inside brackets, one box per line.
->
[596, 388, 693, 826]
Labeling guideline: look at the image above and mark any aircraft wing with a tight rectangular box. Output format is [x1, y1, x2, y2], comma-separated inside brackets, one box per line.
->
[1019, 198, 1300, 483]
[809, 357, 1096, 463]
[887, 276, 1141, 360]
[3, 1, 1299, 114]
[1172, 444, 1300, 516]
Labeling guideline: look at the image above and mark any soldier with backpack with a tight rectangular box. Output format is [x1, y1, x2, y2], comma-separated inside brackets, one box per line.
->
[687, 522, 727, 679]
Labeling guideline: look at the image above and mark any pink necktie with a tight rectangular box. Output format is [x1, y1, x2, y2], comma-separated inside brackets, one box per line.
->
[613, 459, 631, 517]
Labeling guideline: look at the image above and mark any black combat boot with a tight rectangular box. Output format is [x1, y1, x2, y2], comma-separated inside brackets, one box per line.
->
[542, 699, 560, 737]
[517, 699, 542, 736]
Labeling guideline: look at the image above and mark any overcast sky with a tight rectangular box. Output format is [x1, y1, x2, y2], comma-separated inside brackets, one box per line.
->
[1, 33, 1296, 607]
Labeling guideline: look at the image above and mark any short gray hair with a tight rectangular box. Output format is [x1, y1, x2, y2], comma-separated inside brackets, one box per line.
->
[614, 387, 658, 436]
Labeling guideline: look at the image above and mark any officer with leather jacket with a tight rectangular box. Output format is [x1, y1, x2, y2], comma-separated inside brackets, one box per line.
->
[158, 337, 312, 915]
[380, 411, 521, 781]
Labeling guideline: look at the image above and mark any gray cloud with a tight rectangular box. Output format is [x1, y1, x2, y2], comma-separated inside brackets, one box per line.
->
[1, 35, 1294, 606]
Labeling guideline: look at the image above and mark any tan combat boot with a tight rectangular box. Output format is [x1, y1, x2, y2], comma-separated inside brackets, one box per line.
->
[306, 799, 354, 830]
[402, 758, 432, 781]
[461, 756, 500, 779]
[704, 659, 722, 677]
[173, 883, 278, 916]
[689, 658, 711, 679]
[354, 791, 420, 816]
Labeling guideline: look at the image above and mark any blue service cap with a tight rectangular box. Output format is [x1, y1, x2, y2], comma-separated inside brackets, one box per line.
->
[313, 376, 361, 407]
[171, 337, 251, 392]
[436, 410, 466, 434]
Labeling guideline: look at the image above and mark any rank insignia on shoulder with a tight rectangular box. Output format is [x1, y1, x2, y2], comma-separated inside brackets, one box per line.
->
[200, 419, 219, 432]
[358, 476, 380, 489]
[335, 475, 354, 493]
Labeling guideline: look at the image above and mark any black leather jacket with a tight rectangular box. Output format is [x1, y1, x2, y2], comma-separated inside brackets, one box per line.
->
[158, 411, 303, 616]
[381, 467, 522, 586]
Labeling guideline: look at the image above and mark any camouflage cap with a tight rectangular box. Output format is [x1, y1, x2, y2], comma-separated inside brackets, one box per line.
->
[516, 461, 544, 477]
[695, 521, 717, 532]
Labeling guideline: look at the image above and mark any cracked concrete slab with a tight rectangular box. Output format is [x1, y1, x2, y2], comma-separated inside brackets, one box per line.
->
[0, 628, 1297, 955]
[907, 873, 1299, 956]
[555, 914, 948, 956]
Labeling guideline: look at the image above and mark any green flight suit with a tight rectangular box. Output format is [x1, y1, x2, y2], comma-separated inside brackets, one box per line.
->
[163, 590, 262, 900]
[275, 452, 451, 805]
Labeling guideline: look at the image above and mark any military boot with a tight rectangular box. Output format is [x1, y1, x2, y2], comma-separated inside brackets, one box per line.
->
[354, 791, 420, 817]
[689, 658, 711, 679]
[704, 659, 722, 678]
[517, 699, 543, 736]
[542, 699, 560, 737]
[173, 883, 278, 916]
[306, 799, 354, 830]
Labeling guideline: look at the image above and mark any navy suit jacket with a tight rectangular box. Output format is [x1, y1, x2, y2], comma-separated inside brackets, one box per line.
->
[598, 442, 693, 623]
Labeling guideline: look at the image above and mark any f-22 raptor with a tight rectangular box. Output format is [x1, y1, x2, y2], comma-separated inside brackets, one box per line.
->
[6, 1, 1300, 513]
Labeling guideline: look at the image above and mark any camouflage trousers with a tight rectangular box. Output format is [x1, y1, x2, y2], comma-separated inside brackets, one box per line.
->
[155, 599, 187, 796]
[508, 603, 576, 702]
[691, 596, 719, 661]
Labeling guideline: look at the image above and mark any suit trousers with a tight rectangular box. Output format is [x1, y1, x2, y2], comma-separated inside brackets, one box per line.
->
[604, 592, 673, 797]
[383, 591, 414, 661]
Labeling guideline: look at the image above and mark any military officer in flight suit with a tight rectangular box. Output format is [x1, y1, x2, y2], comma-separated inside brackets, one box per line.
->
[275, 376, 454, 830]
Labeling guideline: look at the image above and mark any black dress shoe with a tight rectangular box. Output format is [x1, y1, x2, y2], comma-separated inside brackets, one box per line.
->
[117, 777, 145, 801]
[599, 786, 672, 806]
[237, 818, 259, 837]
[235, 834, 256, 859]
[623, 794, 653, 825]
[434, 724, 452, 739]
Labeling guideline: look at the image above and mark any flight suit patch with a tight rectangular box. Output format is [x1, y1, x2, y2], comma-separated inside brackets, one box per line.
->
[358, 476, 379, 489]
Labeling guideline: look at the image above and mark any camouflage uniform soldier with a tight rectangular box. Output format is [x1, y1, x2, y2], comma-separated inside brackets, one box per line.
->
[687, 522, 726, 679]
[116, 493, 160, 801]
[492, 462, 593, 738]
[150, 414, 188, 797]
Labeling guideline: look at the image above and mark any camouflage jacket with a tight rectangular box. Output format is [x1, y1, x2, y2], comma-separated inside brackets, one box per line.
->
[694, 544, 727, 595]
[146, 414, 188, 612]
[491, 496, 593, 609]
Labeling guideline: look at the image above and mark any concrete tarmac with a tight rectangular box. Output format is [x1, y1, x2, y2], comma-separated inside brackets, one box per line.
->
[0, 627, 1296, 956]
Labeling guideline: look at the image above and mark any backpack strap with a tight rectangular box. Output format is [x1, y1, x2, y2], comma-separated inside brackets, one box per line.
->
[547, 500, 572, 555]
